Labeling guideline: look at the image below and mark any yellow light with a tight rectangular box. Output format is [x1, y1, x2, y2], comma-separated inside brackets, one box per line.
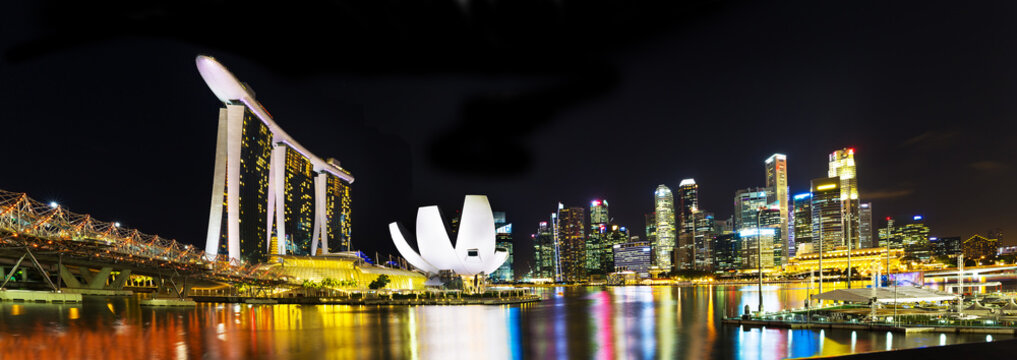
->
[816, 184, 836, 191]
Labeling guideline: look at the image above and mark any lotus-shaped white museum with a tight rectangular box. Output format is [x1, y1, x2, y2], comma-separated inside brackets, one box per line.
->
[389, 195, 508, 276]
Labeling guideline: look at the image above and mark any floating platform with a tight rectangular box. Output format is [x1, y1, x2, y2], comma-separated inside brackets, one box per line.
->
[61, 288, 134, 296]
[140, 298, 197, 307]
[0, 289, 82, 303]
[724, 318, 1017, 335]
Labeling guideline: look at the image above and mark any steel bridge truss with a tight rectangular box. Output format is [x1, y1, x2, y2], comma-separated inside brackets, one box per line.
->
[0, 189, 281, 285]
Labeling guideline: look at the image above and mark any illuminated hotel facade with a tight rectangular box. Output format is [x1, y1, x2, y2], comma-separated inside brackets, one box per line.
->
[197, 56, 354, 263]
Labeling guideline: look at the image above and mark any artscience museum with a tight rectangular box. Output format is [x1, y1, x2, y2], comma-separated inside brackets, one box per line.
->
[389, 195, 509, 278]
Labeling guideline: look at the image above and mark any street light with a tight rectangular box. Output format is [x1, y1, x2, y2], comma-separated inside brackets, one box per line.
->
[49, 202, 58, 208]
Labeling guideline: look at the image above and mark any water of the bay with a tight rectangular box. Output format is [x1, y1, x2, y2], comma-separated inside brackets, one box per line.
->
[0, 283, 1010, 359]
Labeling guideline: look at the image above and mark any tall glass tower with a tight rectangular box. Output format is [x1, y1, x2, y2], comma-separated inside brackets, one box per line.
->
[556, 205, 586, 282]
[654, 185, 676, 272]
[811, 177, 842, 252]
[829, 148, 860, 250]
[792, 193, 813, 254]
[859, 202, 873, 248]
[765, 153, 789, 259]
[586, 200, 609, 275]
[677, 179, 699, 234]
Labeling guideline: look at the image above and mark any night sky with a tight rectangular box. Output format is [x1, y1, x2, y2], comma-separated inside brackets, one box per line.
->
[3, 1, 1016, 274]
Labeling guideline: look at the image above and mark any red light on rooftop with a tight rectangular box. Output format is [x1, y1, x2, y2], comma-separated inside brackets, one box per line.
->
[886, 217, 892, 221]
[848, 148, 855, 154]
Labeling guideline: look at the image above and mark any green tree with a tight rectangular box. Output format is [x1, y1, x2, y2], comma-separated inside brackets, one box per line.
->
[368, 275, 391, 290]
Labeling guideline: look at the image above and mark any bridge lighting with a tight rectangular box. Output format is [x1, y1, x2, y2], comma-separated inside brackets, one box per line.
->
[49, 202, 58, 208]
[114, 222, 121, 227]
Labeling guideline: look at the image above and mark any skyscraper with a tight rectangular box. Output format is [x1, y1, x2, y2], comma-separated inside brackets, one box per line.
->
[491, 212, 514, 282]
[556, 205, 586, 282]
[654, 185, 677, 272]
[879, 217, 901, 248]
[760, 208, 784, 265]
[740, 227, 775, 269]
[198, 56, 354, 264]
[733, 188, 770, 231]
[811, 177, 842, 253]
[829, 148, 860, 250]
[586, 200, 609, 275]
[677, 179, 699, 234]
[765, 154, 789, 260]
[602, 224, 630, 274]
[590, 200, 609, 224]
[676, 179, 698, 271]
[859, 203, 873, 248]
[532, 221, 555, 279]
[792, 193, 813, 254]
[712, 232, 742, 271]
[900, 215, 931, 247]
[644, 212, 657, 245]
[692, 211, 715, 270]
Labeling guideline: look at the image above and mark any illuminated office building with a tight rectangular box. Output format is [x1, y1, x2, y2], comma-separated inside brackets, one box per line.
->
[900, 215, 931, 246]
[198, 56, 354, 263]
[859, 203, 873, 248]
[644, 212, 657, 245]
[829, 148, 860, 250]
[760, 208, 785, 265]
[879, 217, 902, 248]
[490, 213, 514, 282]
[590, 199, 609, 224]
[692, 211, 715, 270]
[586, 200, 609, 275]
[675, 179, 699, 271]
[601, 225, 630, 274]
[899, 215, 932, 261]
[712, 232, 741, 271]
[930, 236, 961, 258]
[654, 185, 677, 272]
[733, 187, 770, 231]
[811, 177, 842, 253]
[740, 227, 775, 269]
[532, 221, 555, 279]
[765, 153, 789, 255]
[556, 205, 586, 282]
[613, 241, 653, 277]
[792, 193, 813, 254]
[677, 179, 699, 234]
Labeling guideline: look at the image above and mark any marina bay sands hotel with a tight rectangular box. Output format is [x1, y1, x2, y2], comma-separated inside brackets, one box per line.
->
[197, 56, 354, 264]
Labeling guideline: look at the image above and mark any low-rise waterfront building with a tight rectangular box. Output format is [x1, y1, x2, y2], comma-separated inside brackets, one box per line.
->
[784, 247, 905, 275]
[613, 241, 653, 277]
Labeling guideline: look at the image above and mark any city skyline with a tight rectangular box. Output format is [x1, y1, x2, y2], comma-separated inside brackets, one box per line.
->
[4, 3, 1017, 359]
[2, 1, 1016, 277]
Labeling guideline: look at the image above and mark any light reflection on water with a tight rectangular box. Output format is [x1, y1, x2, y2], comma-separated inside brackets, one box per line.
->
[0, 283, 1011, 359]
